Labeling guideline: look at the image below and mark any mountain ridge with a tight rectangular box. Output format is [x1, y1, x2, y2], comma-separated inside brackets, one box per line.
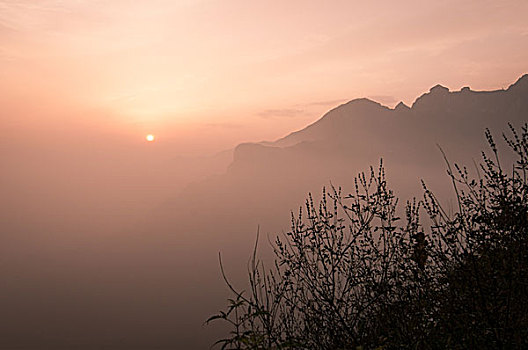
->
[223, 74, 527, 201]
[268, 74, 528, 149]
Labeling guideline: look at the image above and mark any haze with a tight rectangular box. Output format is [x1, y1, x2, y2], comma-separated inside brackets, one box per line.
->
[1, 1, 528, 349]
[2, 0, 528, 149]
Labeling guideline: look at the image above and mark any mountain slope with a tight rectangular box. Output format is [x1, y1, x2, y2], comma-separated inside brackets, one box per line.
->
[274, 74, 528, 147]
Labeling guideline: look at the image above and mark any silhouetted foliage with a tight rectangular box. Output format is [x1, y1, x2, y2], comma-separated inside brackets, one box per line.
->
[208, 123, 528, 349]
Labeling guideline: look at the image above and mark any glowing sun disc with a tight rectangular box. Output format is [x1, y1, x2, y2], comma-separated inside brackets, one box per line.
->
[146, 134, 155, 142]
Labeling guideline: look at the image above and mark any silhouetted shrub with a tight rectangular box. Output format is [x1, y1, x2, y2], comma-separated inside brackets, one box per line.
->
[208, 123, 528, 349]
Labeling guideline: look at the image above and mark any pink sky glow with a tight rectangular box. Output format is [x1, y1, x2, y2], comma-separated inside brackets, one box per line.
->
[1, 0, 528, 154]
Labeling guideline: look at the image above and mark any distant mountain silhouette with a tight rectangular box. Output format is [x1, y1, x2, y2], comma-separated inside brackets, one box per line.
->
[221, 75, 526, 203]
[233, 74, 527, 170]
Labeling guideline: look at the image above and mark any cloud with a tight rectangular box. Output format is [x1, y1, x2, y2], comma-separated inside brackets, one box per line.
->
[257, 108, 306, 119]
[257, 100, 348, 121]
[367, 95, 397, 105]
[300, 99, 348, 107]
[204, 122, 242, 129]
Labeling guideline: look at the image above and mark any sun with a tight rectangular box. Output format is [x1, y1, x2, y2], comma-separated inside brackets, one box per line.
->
[146, 134, 155, 142]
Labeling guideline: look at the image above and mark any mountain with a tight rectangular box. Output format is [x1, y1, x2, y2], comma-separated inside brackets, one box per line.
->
[244, 73, 527, 158]
[226, 74, 528, 200]
[288, 74, 526, 145]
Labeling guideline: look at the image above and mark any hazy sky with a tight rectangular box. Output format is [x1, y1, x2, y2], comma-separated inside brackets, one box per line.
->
[1, 0, 527, 153]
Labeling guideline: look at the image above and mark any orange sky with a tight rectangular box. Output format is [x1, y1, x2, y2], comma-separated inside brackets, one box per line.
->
[1, 0, 528, 154]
